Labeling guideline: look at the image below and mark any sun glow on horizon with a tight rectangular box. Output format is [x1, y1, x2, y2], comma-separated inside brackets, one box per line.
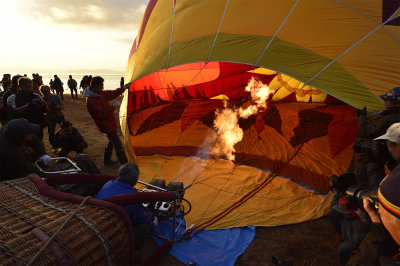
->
[0, 0, 146, 74]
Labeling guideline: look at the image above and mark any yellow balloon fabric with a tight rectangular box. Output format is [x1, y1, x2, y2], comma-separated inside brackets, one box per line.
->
[121, 0, 399, 229]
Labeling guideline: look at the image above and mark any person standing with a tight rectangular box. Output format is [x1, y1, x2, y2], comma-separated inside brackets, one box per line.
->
[83, 76, 129, 165]
[2, 75, 22, 124]
[67, 75, 78, 99]
[39, 84, 65, 152]
[53, 75, 64, 100]
[7, 77, 48, 140]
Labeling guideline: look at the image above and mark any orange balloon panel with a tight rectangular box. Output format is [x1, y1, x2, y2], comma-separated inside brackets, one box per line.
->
[127, 100, 357, 193]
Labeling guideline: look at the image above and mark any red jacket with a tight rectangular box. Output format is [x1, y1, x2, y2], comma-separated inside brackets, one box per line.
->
[84, 87, 124, 134]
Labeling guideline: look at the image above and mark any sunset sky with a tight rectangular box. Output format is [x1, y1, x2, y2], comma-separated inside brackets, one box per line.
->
[0, 0, 149, 74]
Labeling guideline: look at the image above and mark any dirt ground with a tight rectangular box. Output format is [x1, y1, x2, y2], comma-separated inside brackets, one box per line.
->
[45, 95, 340, 265]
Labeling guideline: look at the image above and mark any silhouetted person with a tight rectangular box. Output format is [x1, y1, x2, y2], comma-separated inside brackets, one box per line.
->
[67, 75, 78, 99]
[53, 75, 64, 100]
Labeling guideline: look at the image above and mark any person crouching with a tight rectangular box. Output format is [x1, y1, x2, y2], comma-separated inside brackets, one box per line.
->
[53, 121, 88, 157]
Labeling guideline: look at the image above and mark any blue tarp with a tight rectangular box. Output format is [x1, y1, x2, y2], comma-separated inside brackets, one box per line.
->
[152, 217, 256, 266]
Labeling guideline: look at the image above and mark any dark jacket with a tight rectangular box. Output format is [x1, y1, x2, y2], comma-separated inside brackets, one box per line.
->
[0, 126, 45, 181]
[84, 87, 124, 134]
[7, 91, 48, 128]
[1, 87, 17, 123]
[346, 223, 399, 265]
[53, 127, 87, 149]
[358, 107, 400, 139]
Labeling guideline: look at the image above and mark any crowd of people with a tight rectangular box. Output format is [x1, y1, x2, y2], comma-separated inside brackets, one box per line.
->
[0, 73, 129, 177]
[329, 86, 400, 265]
[0, 73, 152, 256]
[0, 72, 399, 264]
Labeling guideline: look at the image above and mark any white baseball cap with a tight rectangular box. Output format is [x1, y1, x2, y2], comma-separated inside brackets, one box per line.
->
[374, 123, 400, 143]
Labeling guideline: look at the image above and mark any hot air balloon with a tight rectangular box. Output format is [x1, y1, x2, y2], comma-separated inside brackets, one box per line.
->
[120, 0, 400, 231]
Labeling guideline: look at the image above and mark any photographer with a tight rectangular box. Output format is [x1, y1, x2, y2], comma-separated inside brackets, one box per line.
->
[7, 77, 48, 140]
[329, 173, 371, 265]
[346, 166, 400, 265]
[345, 123, 400, 265]
[354, 87, 400, 186]
[40, 84, 65, 152]
[53, 121, 88, 157]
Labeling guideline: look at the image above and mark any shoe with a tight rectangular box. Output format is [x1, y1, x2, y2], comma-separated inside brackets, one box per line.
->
[104, 160, 118, 166]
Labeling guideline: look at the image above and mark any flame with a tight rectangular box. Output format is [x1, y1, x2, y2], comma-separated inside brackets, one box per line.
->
[206, 77, 273, 161]
[210, 102, 243, 160]
[238, 77, 274, 118]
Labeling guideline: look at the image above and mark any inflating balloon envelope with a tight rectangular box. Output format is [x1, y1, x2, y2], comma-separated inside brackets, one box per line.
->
[120, 0, 400, 232]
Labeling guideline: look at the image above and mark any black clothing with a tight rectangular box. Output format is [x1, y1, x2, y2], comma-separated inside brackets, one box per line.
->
[53, 127, 88, 157]
[0, 126, 45, 181]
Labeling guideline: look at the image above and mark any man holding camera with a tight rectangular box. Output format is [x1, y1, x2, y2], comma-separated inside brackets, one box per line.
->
[40, 84, 65, 152]
[354, 87, 400, 188]
[7, 77, 48, 140]
[346, 123, 400, 265]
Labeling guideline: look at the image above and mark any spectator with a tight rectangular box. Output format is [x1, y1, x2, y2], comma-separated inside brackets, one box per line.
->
[53, 74, 64, 100]
[39, 84, 65, 151]
[53, 121, 88, 157]
[49, 79, 55, 93]
[95, 163, 154, 250]
[83, 76, 128, 165]
[32, 77, 41, 94]
[2, 75, 22, 123]
[0, 118, 52, 181]
[67, 75, 78, 99]
[354, 86, 400, 187]
[7, 77, 47, 140]
[346, 123, 400, 265]
[0, 78, 11, 125]
[346, 167, 400, 265]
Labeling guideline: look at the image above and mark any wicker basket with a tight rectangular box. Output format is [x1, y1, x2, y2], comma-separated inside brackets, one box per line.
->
[0, 174, 133, 265]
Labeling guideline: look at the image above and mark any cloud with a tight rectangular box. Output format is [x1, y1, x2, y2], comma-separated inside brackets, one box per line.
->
[25, 0, 149, 29]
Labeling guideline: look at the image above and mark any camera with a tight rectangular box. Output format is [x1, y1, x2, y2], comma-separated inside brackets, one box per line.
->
[331, 172, 357, 193]
[345, 186, 379, 210]
[353, 139, 386, 155]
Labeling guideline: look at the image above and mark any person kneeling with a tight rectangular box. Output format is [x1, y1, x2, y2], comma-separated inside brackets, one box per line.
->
[95, 163, 154, 250]
[53, 121, 88, 157]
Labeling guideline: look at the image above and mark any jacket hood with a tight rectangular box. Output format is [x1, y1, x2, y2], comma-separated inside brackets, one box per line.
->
[83, 87, 100, 98]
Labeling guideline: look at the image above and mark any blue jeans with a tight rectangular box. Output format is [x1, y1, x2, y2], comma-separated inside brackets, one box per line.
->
[48, 115, 65, 148]
[105, 131, 127, 164]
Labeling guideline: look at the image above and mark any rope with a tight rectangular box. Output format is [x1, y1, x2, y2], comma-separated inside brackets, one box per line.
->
[5, 181, 113, 266]
[207, 0, 230, 62]
[254, 0, 300, 67]
[302, 6, 400, 88]
[27, 196, 92, 266]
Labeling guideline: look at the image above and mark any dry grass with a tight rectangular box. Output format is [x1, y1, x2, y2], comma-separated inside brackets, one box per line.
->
[47, 95, 339, 265]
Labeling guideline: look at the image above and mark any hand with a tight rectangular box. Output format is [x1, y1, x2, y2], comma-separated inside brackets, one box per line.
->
[357, 106, 367, 117]
[123, 82, 131, 90]
[363, 199, 380, 223]
[355, 208, 369, 222]
[113, 101, 121, 108]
